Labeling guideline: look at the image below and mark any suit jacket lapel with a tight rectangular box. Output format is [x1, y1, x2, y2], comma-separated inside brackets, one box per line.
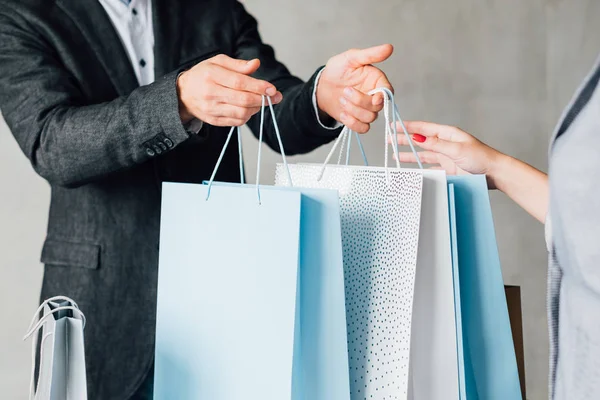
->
[56, 0, 139, 96]
[152, 0, 183, 78]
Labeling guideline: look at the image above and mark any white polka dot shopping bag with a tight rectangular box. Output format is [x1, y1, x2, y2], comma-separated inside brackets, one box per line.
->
[275, 88, 461, 400]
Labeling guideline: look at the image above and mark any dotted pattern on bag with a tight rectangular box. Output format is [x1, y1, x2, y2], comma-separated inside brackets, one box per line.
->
[275, 164, 423, 400]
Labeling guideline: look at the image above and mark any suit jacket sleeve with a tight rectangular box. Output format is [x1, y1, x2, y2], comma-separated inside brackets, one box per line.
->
[230, 1, 341, 155]
[0, 12, 191, 188]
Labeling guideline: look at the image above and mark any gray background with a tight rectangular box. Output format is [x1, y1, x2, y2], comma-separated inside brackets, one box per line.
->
[1, 0, 599, 398]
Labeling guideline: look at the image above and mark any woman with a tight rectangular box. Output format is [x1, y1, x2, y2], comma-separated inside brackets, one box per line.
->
[395, 54, 600, 400]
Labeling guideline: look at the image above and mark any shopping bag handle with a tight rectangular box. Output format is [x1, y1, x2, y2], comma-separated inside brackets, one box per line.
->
[317, 87, 423, 181]
[205, 95, 293, 203]
[23, 296, 86, 400]
[341, 128, 369, 166]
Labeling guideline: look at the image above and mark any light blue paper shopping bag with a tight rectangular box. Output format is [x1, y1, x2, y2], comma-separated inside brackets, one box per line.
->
[448, 183, 467, 400]
[447, 175, 522, 400]
[154, 97, 308, 400]
[210, 182, 351, 400]
[155, 183, 301, 400]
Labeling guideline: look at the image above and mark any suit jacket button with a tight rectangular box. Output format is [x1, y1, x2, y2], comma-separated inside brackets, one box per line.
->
[146, 148, 155, 157]
[154, 145, 162, 155]
[164, 138, 174, 148]
[158, 142, 167, 151]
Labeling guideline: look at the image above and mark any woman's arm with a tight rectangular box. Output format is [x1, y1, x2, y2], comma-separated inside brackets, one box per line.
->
[490, 154, 548, 223]
[395, 121, 548, 223]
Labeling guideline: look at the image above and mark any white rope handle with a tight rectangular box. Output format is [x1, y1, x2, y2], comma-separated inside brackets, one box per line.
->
[368, 87, 423, 169]
[206, 95, 293, 203]
[336, 126, 349, 165]
[24, 297, 85, 400]
[317, 87, 422, 181]
[368, 87, 400, 171]
[24, 296, 81, 337]
[350, 130, 369, 166]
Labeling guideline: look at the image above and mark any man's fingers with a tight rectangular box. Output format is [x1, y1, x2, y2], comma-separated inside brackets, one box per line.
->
[204, 116, 247, 127]
[342, 87, 383, 113]
[215, 88, 283, 108]
[374, 70, 393, 96]
[340, 96, 377, 124]
[213, 65, 277, 96]
[210, 54, 261, 75]
[216, 87, 263, 108]
[347, 44, 394, 66]
[204, 104, 261, 125]
[340, 112, 370, 134]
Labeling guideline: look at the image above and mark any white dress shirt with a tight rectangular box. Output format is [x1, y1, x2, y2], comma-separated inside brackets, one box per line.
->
[98, 0, 154, 86]
[98, 0, 338, 133]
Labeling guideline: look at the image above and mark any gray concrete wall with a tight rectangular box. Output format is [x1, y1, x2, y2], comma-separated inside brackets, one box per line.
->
[1, 0, 599, 398]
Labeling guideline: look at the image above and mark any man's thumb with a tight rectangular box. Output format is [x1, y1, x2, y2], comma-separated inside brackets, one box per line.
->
[347, 44, 393, 66]
[211, 54, 261, 74]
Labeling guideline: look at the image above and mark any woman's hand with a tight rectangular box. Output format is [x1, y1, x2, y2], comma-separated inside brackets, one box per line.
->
[393, 121, 506, 188]
[394, 120, 548, 223]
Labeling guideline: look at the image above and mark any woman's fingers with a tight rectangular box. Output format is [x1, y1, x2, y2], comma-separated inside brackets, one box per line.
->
[419, 136, 464, 159]
[395, 151, 440, 164]
[392, 131, 463, 160]
[394, 134, 413, 146]
[396, 121, 472, 142]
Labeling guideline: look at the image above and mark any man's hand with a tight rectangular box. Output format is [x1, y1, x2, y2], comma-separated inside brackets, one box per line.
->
[316, 44, 394, 133]
[177, 54, 283, 127]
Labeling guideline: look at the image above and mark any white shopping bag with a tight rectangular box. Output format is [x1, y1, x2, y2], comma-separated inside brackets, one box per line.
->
[277, 88, 460, 400]
[24, 296, 88, 400]
[407, 169, 460, 400]
[276, 89, 426, 399]
[277, 162, 423, 399]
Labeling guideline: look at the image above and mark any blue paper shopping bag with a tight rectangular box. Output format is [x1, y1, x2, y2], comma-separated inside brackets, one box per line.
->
[155, 97, 306, 400]
[448, 183, 467, 400]
[155, 182, 301, 400]
[447, 175, 522, 400]
[210, 182, 351, 400]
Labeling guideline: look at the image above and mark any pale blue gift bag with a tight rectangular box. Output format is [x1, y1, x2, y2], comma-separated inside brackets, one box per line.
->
[447, 175, 522, 400]
[448, 183, 467, 400]
[154, 97, 349, 400]
[210, 182, 351, 400]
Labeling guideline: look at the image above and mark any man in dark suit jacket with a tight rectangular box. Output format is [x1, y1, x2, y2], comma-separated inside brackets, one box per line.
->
[0, 0, 393, 398]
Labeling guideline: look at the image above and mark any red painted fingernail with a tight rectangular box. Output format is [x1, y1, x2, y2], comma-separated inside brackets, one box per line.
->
[413, 134, 426, 143]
